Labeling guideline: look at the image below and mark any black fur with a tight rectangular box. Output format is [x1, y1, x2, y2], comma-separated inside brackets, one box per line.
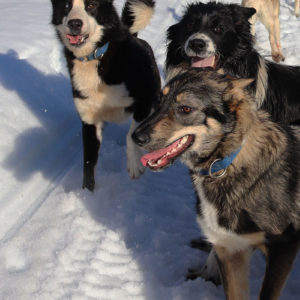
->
[166, 1, 300, 125]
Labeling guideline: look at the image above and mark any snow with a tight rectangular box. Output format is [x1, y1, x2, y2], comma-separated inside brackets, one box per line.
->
[0, 0, 299, 299]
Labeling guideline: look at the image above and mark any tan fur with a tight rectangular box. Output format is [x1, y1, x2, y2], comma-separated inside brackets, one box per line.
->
[206, 117, 221, 130]
[215, 246, 252, 300]
[242, 0, 285, 62]
[295, 0, 300, 17]
[241, 232, 265, 246]
[257, 244, 267, 256]
[229, 78, 255, 112]
[176, 93, 184, 102]
[128, 2, 154, 34]
[162, 86, 170, 95]
[254, 56, 268, 108]
[165, 65, 189, 81]
[223, 84, 289, 205]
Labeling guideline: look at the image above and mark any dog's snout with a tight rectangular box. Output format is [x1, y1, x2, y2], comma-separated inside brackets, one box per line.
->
[188, 39, 206, 52]
[132, 131, 150, 147]
[68, 19, 83, 32]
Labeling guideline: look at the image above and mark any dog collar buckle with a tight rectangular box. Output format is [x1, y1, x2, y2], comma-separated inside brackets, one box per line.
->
[93, 48, 104, 61]
[199, 147, 241, 178]
[93, 48, 98, 60]
[209, 159, 227, 178]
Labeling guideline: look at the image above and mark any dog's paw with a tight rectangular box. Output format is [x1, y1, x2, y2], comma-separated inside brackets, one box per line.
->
[197, 249, 222, 286]
[82, 175, 95, 192]
[127, 157, 145, 179]
[199, 260, 222, 286]
[126, 140, 145, 179]
[186, 268, 203, 281]
[186, 264, 221, 285]
[272, 52, 285, 63]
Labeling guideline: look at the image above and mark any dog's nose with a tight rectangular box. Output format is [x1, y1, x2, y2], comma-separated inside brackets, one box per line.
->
[188, 39, 206, 52]
[68, 19, 83, 32]
[132, 131, 150, 147]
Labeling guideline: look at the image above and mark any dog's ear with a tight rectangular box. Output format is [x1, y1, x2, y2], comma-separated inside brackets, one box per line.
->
[224, 78, 254, 112]
[50, 0, 66, 25]
[230, 5, 256, 26]
[228, 78, 254, 101]
[241, 7, 256, 19]
[167, 23, 180, 41]
[231, 78, 254, 90]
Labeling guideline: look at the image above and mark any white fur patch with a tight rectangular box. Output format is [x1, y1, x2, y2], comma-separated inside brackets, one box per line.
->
[255, 56, 268, 108]
[195, 177, 259, 254]
[184, 33, 216, 58]
[128, 2, 154, 34]
[72, 59, 133, 125]
[56, 0, 104, 58]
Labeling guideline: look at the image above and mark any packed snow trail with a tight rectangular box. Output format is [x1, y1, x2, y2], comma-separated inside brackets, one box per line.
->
[0, 0, 299, 299]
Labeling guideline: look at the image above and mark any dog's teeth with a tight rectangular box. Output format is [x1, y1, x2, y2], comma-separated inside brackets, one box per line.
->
[181, 136, 188, 144]
[149, 160, 160, 167]
[211, 56, 215, 67]
[148, 136, 191, 168]
[148, 160, 156, 167]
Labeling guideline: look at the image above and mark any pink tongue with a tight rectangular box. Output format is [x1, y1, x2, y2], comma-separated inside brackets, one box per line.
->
[141, 139, 181, 167]
[192, 56, 215, 68]
[66, 34, 82, 44]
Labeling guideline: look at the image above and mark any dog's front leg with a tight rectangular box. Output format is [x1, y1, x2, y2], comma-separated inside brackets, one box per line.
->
[295, 0, 300, 17]
[82, 121, 102, 191]
[259, 238, 300, 300]
[187, 247, 222, 285]
[127, 119, 145, 179]
[214, 245, 252, 300]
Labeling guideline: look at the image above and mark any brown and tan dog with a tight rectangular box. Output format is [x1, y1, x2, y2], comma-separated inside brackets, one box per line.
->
[133, 70, 300, 300]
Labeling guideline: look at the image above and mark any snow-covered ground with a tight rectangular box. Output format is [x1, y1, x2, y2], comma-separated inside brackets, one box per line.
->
[0, 0, 299, 299]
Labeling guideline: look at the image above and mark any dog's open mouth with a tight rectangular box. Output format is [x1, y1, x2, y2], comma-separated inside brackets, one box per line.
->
[66, 34, 89, 46]
[191, 55, 217, 69]
[141, 135, 194, 170]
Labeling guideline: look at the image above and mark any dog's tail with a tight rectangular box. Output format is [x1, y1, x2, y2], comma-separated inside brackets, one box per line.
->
[122, 0, 155, 35]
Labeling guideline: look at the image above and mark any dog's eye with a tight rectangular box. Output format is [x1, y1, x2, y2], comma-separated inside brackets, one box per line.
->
[178, 106, 193, 114]
[65, 1, 71, 10]
[86, 1, 96, 11]
[213, 26, 223, 34]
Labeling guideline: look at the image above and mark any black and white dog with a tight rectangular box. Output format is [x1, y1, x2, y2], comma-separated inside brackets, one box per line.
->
[166, 1, 300, 125]
[50, 0, 161, 191]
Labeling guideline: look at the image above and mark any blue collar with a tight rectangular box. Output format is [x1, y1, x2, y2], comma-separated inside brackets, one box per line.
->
[77, 42, 109, 62]
[199, 147, 241, 178]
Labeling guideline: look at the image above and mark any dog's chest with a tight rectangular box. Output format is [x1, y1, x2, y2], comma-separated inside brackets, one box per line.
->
[193, 176, 261, 252]
[72, 60, 134, 125]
